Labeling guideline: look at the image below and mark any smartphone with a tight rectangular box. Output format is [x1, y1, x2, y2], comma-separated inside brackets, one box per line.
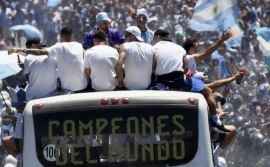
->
[17, 54, 21, 62]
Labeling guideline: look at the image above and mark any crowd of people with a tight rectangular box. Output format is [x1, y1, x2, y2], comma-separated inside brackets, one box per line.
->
[0, 0, 270, 166]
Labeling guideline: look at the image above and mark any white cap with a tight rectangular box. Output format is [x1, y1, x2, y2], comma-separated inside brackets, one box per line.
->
[125, 26, 144, 42]
[218, 157, 227, 167]
[137, 8, 151, 23]
[96, 12, 111, 25]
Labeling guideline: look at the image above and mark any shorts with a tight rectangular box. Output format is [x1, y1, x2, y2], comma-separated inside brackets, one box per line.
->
[151, 71, 191, 91]
[190, 77, 204, 93]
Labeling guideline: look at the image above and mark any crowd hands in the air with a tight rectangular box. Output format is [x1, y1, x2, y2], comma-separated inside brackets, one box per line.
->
[1, 0, 270, 167]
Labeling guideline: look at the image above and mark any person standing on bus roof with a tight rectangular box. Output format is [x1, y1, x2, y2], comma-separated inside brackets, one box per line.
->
[82, 12, 125, 50]
[152, 29, 230, 134]
[18, 38, 57, 101]
[130, 8, 154, 45]
[115, 26, 155, 90]
[8, 27, 88, 93]
[84, 31, 120, 91]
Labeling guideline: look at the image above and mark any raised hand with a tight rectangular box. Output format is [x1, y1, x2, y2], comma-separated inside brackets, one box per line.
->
[221, 29, 233, 41]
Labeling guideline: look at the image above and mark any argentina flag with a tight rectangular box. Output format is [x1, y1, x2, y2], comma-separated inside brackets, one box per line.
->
[222, 14, 243, 47]
[190, 0, 243, 47]
[253, 27, 270, 68]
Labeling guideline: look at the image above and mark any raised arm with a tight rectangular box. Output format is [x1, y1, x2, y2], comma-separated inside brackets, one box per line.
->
[194, 30, 232, 62]
[206, 71, 244, 90]
[8, 48, 48, 56]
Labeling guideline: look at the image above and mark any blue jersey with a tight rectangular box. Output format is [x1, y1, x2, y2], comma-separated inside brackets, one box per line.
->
[82, 28, 125, 49]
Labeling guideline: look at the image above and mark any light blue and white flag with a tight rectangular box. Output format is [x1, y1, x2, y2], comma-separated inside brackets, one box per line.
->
[222, 14, 243, 48]
[190, 0, 243, 47]
[253, 27, 270, 68]
[190, 0, 237, 31]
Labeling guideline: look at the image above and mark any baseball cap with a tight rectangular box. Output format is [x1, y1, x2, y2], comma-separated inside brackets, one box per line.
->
[7, 87, 27, 107]
[96, 12, 111, 25]
[125, 26, 144, 42]
[26, 38, 46, 48]
[136, 8, 150, 23]
[154, 29, 172, 41]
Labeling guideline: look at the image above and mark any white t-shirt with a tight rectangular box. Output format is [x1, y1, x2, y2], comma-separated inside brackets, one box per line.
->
[123, 42, 154, 90]
[84, 45, 119, 91]
[24, 55, 57, 101]
[154, 41, 186, 75]
[186, 54, 196, 75]
[46, 42, 88, 91]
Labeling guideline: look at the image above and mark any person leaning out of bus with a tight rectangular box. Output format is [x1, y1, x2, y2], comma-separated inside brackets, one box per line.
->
[211, 91, 237, 167]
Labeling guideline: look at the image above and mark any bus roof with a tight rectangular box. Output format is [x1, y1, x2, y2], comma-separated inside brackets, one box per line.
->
[25, 90, 206, 110]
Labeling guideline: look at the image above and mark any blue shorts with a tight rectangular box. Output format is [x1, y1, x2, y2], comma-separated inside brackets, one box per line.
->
[190, 77, 204, 93]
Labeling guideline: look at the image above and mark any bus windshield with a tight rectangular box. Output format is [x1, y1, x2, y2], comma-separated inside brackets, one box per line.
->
[33, 105, 199, 167]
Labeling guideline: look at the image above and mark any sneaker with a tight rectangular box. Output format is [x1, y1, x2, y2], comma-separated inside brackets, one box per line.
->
[211, 122, 230, 134]
[218, 156, 227, 166]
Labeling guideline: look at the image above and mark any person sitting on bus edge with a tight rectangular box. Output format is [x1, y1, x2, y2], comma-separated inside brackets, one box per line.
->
[130, 8, 154, 45]
[17, 38, 57, 101]
[201, 71, 244, 167]
[84, 31, 120, 91]
[212, 91, 237, 167]
[82, 12, 125, 50]
[114, 26, 156, 156]
[115, 26, 155, 90]
[8, 27, 88, 93]
[2, 87, 26, 167]
[151, 29, 230, 134]
[151, 29, 186, 90]
[182, 29, 232, 76]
